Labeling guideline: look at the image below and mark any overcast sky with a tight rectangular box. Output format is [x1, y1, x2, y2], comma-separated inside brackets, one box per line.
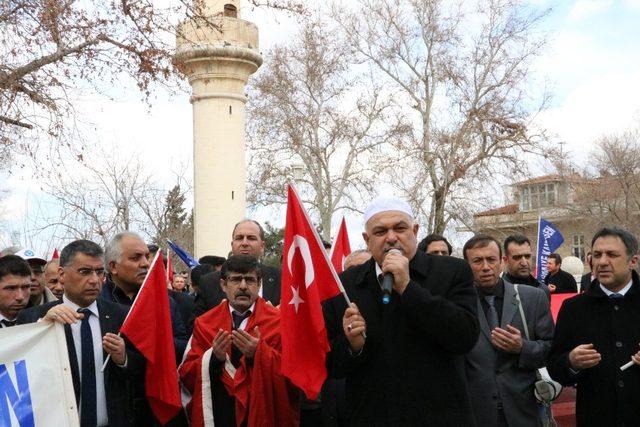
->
[2, 0, 640, 254]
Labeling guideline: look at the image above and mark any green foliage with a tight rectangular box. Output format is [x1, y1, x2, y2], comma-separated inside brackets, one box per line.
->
[262, 221, 284, 268]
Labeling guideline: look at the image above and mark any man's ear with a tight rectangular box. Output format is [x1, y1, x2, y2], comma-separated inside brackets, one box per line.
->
[412, 223, 419, 237]
[629, 254, 639, 270]
[108, 260, 117, 277]
[58, 266, 65, 285]
[362, 232, 369, 247]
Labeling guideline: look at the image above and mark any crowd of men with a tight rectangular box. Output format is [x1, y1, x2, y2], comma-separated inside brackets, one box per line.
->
[1, 196, 639, 427]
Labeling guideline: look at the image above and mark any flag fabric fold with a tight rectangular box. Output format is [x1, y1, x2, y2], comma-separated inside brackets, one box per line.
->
[119, 252, 181, 424]
[280, 184, 344, 399]
[166, 240, 199, 269]
[330, 216, 351, 274]
[535, 218, 565, 281]
[166, 248, 175, 289]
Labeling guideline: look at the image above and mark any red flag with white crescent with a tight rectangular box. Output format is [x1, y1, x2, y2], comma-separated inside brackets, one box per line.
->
[281, 185, 343, 399]
[330, 216, 351, 273]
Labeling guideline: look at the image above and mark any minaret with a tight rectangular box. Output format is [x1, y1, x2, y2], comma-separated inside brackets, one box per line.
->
[175, 0, 262, 257]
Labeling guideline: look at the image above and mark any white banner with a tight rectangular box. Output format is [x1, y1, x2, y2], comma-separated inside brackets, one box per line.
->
[0, 322, 79, 426]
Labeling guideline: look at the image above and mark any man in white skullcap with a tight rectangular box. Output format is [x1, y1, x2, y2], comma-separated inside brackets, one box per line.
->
[322, 196, 480, 426]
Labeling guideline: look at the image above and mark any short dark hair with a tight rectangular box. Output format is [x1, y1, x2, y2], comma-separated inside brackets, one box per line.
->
[591, 227, 638, 257]
[199, 255, 226, 267]
[60, 240, 104, 267]
[221, 255, 262, 280]
[147, 244, 160, 254]
[321, 240, 332, 250]
[547, 253, 562, 265]
[190, 264, 213, 288]
[418, 234, 452, 254]
[462, 234, 502, 260]
[232, 219, 265, 240]
[0, 255, 32, 281]
[504, 234, 531, 255]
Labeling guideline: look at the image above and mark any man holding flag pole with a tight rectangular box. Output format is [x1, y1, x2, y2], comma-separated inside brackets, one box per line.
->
[322, 195, 479, 426]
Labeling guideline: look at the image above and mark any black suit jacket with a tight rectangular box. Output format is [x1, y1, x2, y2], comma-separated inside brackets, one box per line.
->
[548, 271, 640, 426]
[544, 269, 578, 293]
[17, 299, 143, 426]
[169, 290, 195, 336]
[191, 265, 281, 324]
[323, 251, 479, 426]
[580, 273, 595, 293]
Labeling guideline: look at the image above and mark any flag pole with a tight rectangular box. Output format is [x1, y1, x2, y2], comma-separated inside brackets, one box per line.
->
[101, 251, 162, 372]
[289, 184, 353, 308]
[535, 215, 542, 281]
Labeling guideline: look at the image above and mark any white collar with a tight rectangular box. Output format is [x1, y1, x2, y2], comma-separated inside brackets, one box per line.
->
[0, 312, 16, 322]
[228, 301, 256, 317]
[375, 263, 383, 278]
[62, 294, 99, 317]
[600, 279, 633, 297]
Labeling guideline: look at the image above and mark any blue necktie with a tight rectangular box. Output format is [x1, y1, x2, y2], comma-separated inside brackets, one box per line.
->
[78, 308, 97, 427]
[609, 293, 624, 301]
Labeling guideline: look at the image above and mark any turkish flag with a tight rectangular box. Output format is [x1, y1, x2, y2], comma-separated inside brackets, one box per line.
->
[119, 252, 181, 424]
[281, 185, 343, 399]
[166, 248, 174, 289]
[330, 217, 351, 273]
[51, 248, 59, 260]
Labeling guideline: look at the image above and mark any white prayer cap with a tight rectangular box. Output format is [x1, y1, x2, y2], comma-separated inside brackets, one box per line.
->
[363, 196, 414, 224]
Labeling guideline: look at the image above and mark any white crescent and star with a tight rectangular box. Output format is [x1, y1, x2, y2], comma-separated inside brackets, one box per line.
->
[286, 235, 316, 313]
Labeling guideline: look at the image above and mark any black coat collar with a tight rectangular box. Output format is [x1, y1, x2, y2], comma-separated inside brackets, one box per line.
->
[585, 269, 640, 299]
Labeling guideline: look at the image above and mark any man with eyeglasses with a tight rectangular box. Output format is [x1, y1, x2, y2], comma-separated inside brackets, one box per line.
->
[181, 255, 299, 426]
[18, 240, 141, 426]
[501, 234, 550, 300]
[0, 255, 32, 328]
[15, 248, 58, 307]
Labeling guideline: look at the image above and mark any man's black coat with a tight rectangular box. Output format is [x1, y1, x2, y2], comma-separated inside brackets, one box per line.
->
[548, 271, 640, 426]
[169, 290, 195, 336]
[323, 251, 479, 426]
[191, 264, 281, 322]
[17, 299, 144, 427]
[99, 277, 188, 360]
[544, 268, 578, 293]
[580, 273, 594, 293]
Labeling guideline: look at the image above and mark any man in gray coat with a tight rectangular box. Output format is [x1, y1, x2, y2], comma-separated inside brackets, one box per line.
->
[463, 234, 554, 426]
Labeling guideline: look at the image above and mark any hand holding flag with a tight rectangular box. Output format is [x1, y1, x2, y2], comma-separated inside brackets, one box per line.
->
[119, 251, 182, 424]
[281, 184, 348, 399]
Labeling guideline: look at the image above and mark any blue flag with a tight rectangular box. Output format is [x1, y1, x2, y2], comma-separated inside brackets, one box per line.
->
[166, 240, 199, 269]
[535, 218, 564, 281]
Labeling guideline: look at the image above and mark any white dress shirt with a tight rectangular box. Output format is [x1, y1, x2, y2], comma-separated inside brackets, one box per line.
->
[228, 302, 256, 331]
[599, 279, 633, 297]
[63, 296, 108, 426]
[0, 312, 17, 327]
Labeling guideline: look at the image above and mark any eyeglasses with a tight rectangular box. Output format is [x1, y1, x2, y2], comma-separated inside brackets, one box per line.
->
[225, 275, 259, 286]
[76, 268, 106, 278]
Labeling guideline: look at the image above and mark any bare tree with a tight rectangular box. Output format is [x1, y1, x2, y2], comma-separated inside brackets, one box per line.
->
[335, 0, 549, 233]
[570, 129, 640, 236]
[246, 17, 402, 239]
[0, 0, 303, 161]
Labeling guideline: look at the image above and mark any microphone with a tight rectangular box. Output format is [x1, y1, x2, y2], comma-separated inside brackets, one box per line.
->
[381, 248, 401, 304]
[381, 273, 393, 304]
